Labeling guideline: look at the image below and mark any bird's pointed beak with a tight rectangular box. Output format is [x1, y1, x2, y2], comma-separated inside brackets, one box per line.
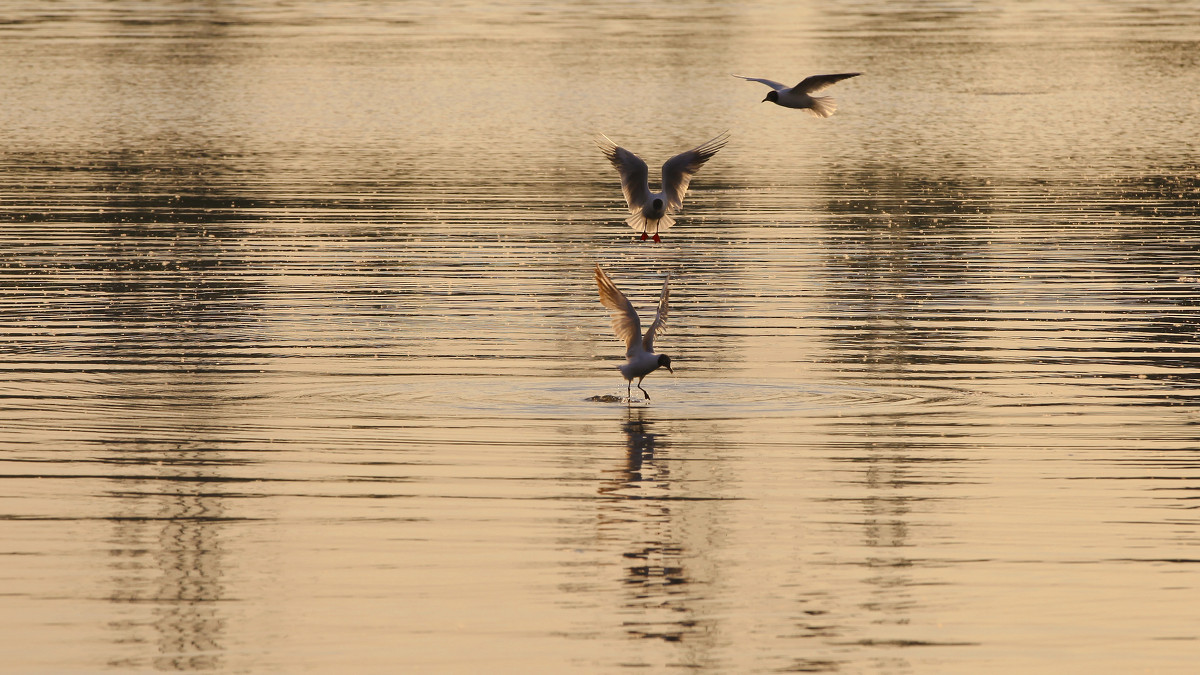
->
[666, 365, 674, 374]
[761, 95, 769, 103]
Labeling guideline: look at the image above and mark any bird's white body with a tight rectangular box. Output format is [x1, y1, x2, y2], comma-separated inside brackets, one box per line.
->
[772, 89, 824, 111]
[732, 73, 861, 117]
[596, 133, 729, 241]
[625, 189, 672, 236]
[619, 350, 665, 383]
[594, 264, 672, 400]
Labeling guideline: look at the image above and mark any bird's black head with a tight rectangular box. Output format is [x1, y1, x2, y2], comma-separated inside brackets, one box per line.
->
[658, 354, 673, 374]
[652, 197, 663, 210]
[763, 91, 778, 103]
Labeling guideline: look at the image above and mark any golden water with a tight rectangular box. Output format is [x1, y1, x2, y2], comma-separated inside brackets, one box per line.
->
[1, 1, 1199, 672]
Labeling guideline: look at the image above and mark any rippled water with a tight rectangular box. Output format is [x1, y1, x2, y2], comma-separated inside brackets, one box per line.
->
[2, 1, 1200, 673]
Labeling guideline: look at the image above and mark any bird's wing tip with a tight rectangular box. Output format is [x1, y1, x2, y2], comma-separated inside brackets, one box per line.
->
[700, 130, 732, 151]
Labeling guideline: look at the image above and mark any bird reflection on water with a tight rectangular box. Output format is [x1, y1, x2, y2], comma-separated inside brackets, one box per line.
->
[593, 408, 708, 648]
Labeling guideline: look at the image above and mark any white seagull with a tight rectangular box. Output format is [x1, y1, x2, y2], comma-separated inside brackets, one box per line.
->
[732, 73, 861, 117]
[594, 264, 672, 401]
[596, 132, 729, 242]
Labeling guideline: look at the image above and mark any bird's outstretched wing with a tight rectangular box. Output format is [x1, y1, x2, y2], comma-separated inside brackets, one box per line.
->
[732, 74, 788, 91]
[794, 72, 861, 94]
[661, 131, 729, 212]
[596, 135, 650, 215]
[642, 274, 669, 353]
[595, 264, 643, 357]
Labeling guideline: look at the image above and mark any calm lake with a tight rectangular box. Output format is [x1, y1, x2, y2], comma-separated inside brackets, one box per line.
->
[2, 1, 1199, 672]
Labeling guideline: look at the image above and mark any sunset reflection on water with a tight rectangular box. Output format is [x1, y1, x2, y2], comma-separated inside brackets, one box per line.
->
[1, 1, 1199, 673]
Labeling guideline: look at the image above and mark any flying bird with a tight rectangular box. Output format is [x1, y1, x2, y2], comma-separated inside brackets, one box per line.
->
[732, 73, 861, 117]
[594, 264, 672, 401]
[596, 132, 729, 242]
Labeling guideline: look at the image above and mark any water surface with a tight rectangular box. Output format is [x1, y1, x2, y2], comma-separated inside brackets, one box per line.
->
[2, 1, 1200, 672]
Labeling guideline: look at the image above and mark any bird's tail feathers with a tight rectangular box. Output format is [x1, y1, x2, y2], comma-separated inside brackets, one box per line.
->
[626, 213, 675, 234]
[808, 96, 837, 118]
